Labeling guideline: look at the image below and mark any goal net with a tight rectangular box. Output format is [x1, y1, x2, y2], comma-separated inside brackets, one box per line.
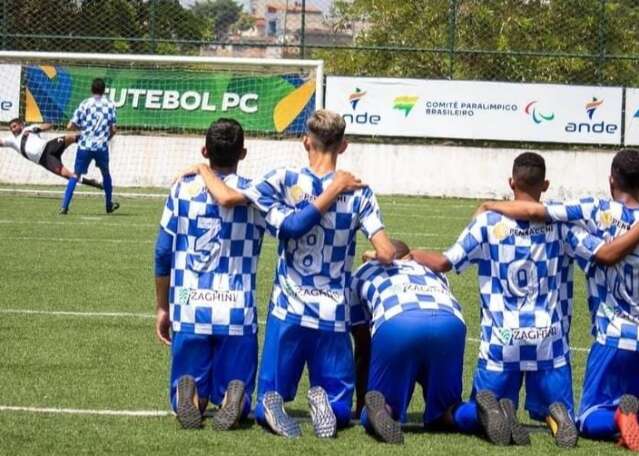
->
[0, 51, 323, 194]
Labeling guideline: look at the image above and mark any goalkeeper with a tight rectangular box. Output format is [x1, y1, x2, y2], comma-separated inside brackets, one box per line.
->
[0, 118, 102, 188]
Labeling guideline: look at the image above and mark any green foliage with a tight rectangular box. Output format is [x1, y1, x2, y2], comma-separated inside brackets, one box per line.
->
[315, 0, 639, 86]
[193, 0, 244, 40]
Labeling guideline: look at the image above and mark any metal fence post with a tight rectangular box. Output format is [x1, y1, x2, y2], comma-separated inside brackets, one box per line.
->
[596, 0, 607, 83]
[2, 0, 8, 50]
[150, 0, 157, 53]
[300, 0, 306, 59]
[447, 0, 458, 79]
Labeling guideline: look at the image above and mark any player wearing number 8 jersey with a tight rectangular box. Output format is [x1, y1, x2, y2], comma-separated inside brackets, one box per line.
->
[412, 152, 639, 448]
[191, 110, 396, 438]
[482, 149, 639, 451]
[154, 119, 266, 430]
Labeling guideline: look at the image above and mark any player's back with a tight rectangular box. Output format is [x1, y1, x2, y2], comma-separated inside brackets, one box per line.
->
[446, 210, 580, 371]
[72, 96, 116, 150]
[350, 259, 464, 336]
[246, 166, 384, 333]
[547, 197, 639, 350]
[162, 173, 266, 336]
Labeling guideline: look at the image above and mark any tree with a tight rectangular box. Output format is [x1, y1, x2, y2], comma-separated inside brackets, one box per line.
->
[192, 0, 244, 41]
[315, 0, 639, 86]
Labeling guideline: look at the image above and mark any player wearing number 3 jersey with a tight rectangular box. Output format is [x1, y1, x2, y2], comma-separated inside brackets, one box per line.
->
[191, 110, 396, 439]
[154, 119, 266, 430]
[412, 152, 639, 448]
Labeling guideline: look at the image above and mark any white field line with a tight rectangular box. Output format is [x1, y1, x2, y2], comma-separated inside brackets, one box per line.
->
[0, 406, 171, 417]
[0, 188, 166, 199]
[0, 308, 590, 353]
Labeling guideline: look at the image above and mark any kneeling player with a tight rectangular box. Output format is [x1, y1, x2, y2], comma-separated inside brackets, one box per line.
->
[154, 119, 265, 430]
[0, 118, 102, 188]
[350, 240, 466, 444]
[480, 148, 639, 451]
[412, 152, 639, 447]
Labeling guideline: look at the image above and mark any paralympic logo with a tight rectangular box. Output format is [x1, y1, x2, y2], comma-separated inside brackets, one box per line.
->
[585, 97, 604, 120]
[348, 88, 366, 110]
[393, 95, 419, 117]
[525, 100, 555, 124]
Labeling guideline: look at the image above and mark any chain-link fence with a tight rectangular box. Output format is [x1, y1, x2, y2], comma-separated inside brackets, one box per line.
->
[1, 0, 638, 86]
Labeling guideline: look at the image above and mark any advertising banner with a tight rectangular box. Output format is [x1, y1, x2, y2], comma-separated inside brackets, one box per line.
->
[23, 65, 315, 134]
[326, 77, 623, 145]
[0, 64, 21, 122]
[624, 88, 639, 145]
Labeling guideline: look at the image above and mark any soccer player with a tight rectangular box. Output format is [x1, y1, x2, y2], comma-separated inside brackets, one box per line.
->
[349, 240, 466, 444]
[480, 148, 639, 451]
[410, 152, 639, 448]
[190, 109, 396, 438]
[154, 118, 266, 430]
[60, 78, 118, 215]
[0, 118, 102, 188]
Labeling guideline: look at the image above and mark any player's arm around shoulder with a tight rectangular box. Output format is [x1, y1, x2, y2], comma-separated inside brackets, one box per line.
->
[477, 200, 547, 221]
[575, 220, 639, 266]
[193, 163, 247, 207]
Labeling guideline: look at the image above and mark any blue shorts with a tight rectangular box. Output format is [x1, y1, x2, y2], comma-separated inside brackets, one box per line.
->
[74, 147, 109, 175]
[363, 310, 466, 425]
[578, 342, 639, 427]
[169, 331, 257, 414]
[256, 314, 354, 426]
[472, 363, 574, 421]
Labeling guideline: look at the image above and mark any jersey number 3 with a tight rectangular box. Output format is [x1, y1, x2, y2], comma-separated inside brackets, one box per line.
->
[187, 216, 222, 273]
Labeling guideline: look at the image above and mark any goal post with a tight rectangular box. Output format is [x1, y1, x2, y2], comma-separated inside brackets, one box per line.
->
[0, 51, 324, 191]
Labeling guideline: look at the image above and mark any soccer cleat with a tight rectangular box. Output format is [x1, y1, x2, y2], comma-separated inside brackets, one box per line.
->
[547, 402, 578, 448]
[106, 202, 120, 214]
[499, 398, 530, 446]
[476, 390, 510, 446]
[364, 390, 403, 444]
[175, 375, 202, 429]
[615, 394, 639, 451]
[81, 177, 103, 189]
[58, 208, 68, 215]
[307, 386, 337, 438]
[262, 391, 301, 438]
[211, 380, 245, 431]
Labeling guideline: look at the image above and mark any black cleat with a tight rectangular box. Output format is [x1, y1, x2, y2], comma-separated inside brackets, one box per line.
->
[106, 201, 120, 214]
[547, 402, 578, 448]
[476, 390, 510, 446]
[262, 391, 301, 438]
[175, 375, 202, 429]
[307, 386, 337, 438]
[499, 398, 530, 445]
[58, 208, 68, 215]
[211, 380, 245, 431]
[81, 177, 103, 189]
[364, 390, 403, 444]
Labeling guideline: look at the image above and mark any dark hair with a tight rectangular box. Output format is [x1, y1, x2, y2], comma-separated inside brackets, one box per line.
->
[512, 152, 546, 187]
[205, 118, 245, 167]
[91, 78, 106, 95]
[611, 148, 639, 192]
[8, 118, 22, 125]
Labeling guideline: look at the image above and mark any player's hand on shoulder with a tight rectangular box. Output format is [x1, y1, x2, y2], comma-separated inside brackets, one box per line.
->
[172, 164, 202, 184]
[362, 250, 377, 262]
[473, 201, 491, 218]
[155, 307, 171, 346]
[333, 170, 365, 193]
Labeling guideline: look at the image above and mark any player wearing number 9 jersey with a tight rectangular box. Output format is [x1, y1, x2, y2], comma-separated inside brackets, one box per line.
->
[154, 119, 265, 431]
[191, 110, 397, 438]
[411, 152, 639, 448]
[482, 149, 639, 450]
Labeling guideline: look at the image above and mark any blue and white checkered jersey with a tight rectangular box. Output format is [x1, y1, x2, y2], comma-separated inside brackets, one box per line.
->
[159, 173, 266, 336]
[242, 167, 385, 332]
[349, 259, 465, 336]
[546, 197, 639, 351]
[444, 211, 603, 371]
[70, 95, 116, 151]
